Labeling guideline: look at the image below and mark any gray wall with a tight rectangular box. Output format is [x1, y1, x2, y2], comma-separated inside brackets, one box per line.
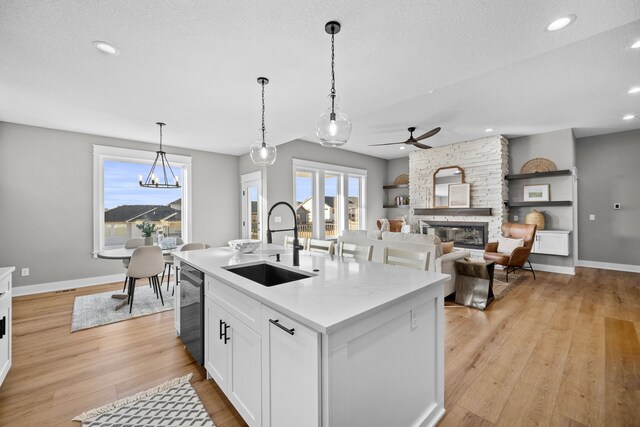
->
[239, 139, 388, 243]
[0, 122, 239, 288]
[576, 129, 640, 265]
[509, 129, 576, 267]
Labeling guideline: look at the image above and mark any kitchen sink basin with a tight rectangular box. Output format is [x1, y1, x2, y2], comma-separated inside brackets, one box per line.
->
[224, 262, 314, 287]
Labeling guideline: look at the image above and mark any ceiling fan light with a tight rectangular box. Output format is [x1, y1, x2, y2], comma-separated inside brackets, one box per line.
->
[317, 95, 352, 147]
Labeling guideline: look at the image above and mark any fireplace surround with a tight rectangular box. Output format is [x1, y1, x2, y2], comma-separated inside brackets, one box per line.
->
[420, 220, 489, 250]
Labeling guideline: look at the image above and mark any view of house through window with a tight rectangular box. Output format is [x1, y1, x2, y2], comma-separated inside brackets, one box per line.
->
[104, 160, 182, 247]
[295, 161, 366, 239]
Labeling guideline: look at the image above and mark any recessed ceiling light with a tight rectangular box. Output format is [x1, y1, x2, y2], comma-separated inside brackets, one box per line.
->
[622, 114, 636, 120]
[546, 15, 576, 31]
[632, 40, 640, 49]
[427, 90, 434, 94]
[399, 146, 406, 150]
[485, 128, 494, 132]
[628, 87, 640, 94]
[92, 41, 119, 55]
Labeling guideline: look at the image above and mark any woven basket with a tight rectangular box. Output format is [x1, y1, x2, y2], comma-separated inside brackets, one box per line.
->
[525, 210, 545, 230]
[394, 174, 409, 185]
[521, 158, 557, 174]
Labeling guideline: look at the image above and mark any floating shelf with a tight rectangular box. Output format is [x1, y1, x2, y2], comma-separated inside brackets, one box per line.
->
[413, 208, 492, 216]
[505, 201, 573, 207]
[383, 184, 409, 189]
[505, 170, 572, 180]
[384, 204, 410, 209]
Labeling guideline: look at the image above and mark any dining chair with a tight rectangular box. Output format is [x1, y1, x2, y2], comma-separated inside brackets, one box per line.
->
[125, 246, 165, 313]
[308, 239, 335, 255]
[163, 242, 207, 295]
[161, 236, 184, 291]
[121, 238, 146, 292]
[338, 242, 373, 261]
[383, 247, 430, 271]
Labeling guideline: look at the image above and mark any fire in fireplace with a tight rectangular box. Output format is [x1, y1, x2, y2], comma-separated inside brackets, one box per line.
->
[419, 221, 489, 250]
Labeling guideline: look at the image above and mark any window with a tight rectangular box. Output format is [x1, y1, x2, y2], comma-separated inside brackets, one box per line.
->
[293, 159, 366, 239]
[93, 145, 192, 254]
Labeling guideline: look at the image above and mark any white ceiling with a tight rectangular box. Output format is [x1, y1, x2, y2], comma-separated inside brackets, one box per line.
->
[1, 1, 639, 160]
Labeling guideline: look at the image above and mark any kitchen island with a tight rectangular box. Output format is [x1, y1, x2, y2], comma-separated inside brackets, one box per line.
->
[173, 245, 448, 427]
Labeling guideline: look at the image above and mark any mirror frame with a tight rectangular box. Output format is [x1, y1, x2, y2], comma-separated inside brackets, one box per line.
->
[433, 166, 465, 208]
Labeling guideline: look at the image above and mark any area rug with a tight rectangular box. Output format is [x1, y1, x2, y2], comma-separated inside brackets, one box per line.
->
[73, 374, 215, 426]
[493, 270, 527, 300]
[71, 284, 174, 332]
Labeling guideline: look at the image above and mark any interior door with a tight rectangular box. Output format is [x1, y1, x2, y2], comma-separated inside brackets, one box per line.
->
[241, 172, 262, 240]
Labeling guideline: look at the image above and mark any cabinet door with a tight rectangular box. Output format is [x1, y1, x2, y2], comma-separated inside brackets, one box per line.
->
[227, 313, 262, 426]
[0, 293, 11, 386]
[534, 233, 569, 256]
[261, 306, 320, 427]
[204, 297, 228, 391]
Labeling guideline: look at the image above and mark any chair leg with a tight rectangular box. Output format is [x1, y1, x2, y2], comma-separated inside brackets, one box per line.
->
[129, 278, 136, 313]
[527, 259, 536, 280]
[166, 265, 172, 292]
[122, 276, 127, 292]
[155, 276, 164, 306]
[505, 267, 509, 283]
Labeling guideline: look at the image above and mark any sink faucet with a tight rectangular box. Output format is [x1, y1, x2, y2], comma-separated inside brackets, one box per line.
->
[266, 201, 302, 267]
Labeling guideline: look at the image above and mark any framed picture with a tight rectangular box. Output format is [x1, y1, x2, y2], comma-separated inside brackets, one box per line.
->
[523, 184, 550, 202]
[448, 183, 471, 208]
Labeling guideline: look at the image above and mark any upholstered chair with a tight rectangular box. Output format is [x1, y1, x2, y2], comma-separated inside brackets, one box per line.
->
[483, 223, 537, 282]
[125, 246, 165, 313]
[121, 238, 146, 291]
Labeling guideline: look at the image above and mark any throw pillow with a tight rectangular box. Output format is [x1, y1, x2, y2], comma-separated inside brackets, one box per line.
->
[497, 235, 524, 255]
[442, 241, 454, 254]
[377, 218, 390, 232]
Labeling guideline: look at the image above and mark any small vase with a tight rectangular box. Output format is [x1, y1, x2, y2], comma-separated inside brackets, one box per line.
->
[144, 236, 153, 246]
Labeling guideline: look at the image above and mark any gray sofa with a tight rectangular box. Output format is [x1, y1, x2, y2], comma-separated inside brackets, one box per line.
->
[338, 230, 469, 296]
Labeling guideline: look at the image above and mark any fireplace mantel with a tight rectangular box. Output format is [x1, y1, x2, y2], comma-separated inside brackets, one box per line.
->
[413, 207, 492, 216]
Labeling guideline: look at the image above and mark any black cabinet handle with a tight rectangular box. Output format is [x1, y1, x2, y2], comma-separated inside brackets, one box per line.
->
[0, 316, 5, 339]
[219, 319, 225, 340]
[224, 323, 230, 344]
[269, 319, 295, 335]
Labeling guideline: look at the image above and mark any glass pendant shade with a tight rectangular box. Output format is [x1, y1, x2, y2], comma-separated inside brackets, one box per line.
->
[250, 134, 277, 166]
[317, 94, 352, 147]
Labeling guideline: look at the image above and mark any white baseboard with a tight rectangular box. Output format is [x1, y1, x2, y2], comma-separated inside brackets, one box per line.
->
[12, 273, 125, 297]
[530, 263, 576, 276]
[576, 260, 640, 273]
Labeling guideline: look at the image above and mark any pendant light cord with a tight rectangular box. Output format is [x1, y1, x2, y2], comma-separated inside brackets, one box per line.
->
[261, 80, 266, 147]
[330, 28, 336, 114]
[158, 123, 164, 151]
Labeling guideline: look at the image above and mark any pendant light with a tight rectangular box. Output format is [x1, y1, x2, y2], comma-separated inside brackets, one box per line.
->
[317, 21, 351, 147]
[250, 77, 277, 166]
[138, 122, 181, 188]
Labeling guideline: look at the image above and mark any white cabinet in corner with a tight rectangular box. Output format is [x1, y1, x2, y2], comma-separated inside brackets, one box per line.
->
[532, 230, 571, 256]
[0, 267, 14, 387]
[261, 306, 320, 427]
[204, 278, 262, 426]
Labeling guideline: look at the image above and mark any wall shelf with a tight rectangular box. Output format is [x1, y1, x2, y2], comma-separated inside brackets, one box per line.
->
[505, 201, 572, 207]
[505, 170, 572, 180]
[413, 208, 492, 216]
[384, 204, 410, 209]
[383, 184, 409, 189]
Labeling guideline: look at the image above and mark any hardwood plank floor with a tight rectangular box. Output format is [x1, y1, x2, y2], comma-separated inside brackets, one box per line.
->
[0, 268, 638, 426]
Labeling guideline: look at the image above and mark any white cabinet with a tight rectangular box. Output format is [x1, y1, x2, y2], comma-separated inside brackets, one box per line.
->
[261, 306, 320, 427]
[532, 230, 571, 256]
[0, 267, 14, 388]
[204, 280, 262, 426]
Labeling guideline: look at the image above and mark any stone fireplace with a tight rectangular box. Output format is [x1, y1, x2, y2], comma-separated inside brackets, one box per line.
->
[420, 220, 489, 250]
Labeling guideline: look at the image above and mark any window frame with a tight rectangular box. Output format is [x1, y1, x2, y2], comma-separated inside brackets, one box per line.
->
[92, 144, 192, 256]
[292, 159, 367, 239]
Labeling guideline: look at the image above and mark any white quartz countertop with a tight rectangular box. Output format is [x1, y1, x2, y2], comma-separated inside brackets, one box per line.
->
[173, 245, 449, 334]
[0, 267, 15, 281]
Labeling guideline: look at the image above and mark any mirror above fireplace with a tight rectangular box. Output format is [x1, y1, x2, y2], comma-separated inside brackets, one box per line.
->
[433, 166, 465, 208]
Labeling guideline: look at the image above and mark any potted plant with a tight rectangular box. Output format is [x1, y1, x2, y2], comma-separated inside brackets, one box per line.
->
[136, 221, 157, 245]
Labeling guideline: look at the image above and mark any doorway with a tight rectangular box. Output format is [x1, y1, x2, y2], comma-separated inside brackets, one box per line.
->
[241, 171, 263, 240]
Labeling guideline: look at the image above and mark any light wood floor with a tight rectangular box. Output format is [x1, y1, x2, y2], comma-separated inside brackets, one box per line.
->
[0, 268, 638, 426]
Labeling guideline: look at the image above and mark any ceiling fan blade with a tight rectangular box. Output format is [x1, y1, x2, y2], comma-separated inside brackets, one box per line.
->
[368, 141, 407, 146]
[412, 142, 432, 149]
[415, 127, 441, 141]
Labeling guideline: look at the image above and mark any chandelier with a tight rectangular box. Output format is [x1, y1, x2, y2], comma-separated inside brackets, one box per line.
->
[139, 122, 181, 188]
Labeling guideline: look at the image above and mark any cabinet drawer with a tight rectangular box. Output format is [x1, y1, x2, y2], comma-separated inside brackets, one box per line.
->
[0, 274, 10, 294]
[206, 276, 261, 334]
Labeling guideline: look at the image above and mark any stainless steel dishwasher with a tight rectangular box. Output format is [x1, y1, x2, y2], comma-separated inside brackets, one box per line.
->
[179, 262, 204, 365]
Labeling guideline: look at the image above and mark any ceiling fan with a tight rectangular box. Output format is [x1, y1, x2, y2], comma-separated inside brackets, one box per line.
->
[369, 126, 441, 149]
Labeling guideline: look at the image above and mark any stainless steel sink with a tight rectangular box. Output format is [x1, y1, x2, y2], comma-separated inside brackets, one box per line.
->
[224, 262, 313, 287]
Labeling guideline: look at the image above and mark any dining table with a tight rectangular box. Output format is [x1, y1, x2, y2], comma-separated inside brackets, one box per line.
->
[97, 245, 182, 310]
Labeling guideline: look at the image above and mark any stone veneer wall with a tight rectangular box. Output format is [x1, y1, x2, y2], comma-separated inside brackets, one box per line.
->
[409, 135, 509, 242]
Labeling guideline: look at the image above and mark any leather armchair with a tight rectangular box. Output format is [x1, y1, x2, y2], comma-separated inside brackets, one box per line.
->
[483, 223, 537, 281]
